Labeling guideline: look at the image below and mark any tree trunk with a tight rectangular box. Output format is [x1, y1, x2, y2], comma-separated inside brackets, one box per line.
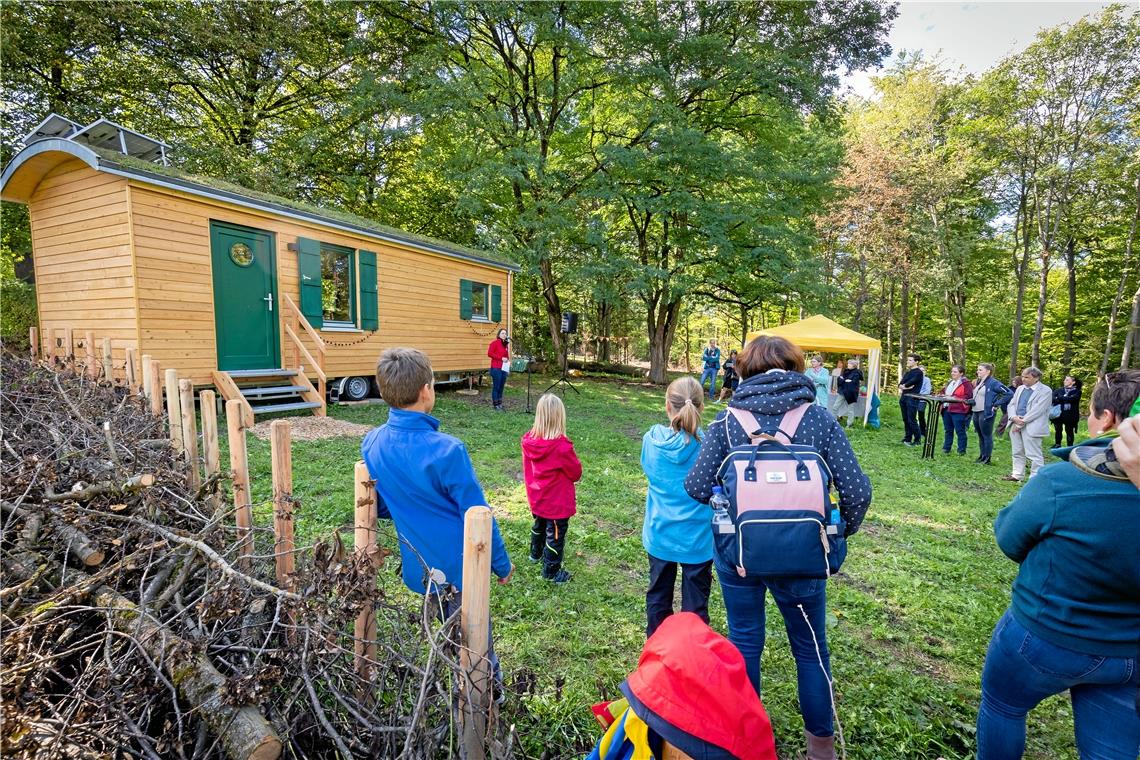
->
[898, 276, 910, 381]
[852, 253, 868, 332]
[1124, 281, 1140, 370]
[647, 296, 682, 385]
[1010, 188, 1032, 382]
[944, 288, 966, 368]
[1062, 237, 1077, 374]
[1102, 176, 1140, 374]
[739, 303, 749, 348]
[537, 258, 564, 361]
[1031, 244, 1051, 368]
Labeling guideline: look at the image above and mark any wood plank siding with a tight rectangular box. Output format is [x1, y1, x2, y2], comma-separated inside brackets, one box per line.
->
[28, 161, 137, 375]
[127, 185, 512, 386]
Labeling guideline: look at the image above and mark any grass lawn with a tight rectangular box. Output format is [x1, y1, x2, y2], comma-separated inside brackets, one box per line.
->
[232, 373, 1084, 760]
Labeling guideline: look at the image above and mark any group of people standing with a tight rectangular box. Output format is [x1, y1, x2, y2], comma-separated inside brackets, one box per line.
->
[384, 335, 1136, 760]
[894, 353, 1086, 483]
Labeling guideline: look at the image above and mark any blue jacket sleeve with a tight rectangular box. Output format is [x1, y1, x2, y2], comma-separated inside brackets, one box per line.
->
[994, 475, 1055, 562]
[442, 443, 512, 578]
[684, 415, 729, 503]
[820, 419, 873, 536]
[993, 381, 1013, 413]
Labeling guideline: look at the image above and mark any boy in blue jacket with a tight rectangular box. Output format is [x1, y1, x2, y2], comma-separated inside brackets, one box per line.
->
[361, 348, 514, 686]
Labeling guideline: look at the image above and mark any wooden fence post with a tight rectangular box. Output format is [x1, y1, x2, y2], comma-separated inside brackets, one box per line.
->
[29, 327, 38, 360]
[125, 347, 138, 394]
[62, 328, 74, 371]
[102, 338, 113, 383]
[353, 461, 379, 682]
[141, 355, 153, 399]
[85, 330, 97, 379]
[225, 399, 254, 567]
[460, 506, 493, 760]
[84, 331, 96, 379]
[149, 360, 163, 417]
[200, 390, 220, 511]
[178, 379, 200, 490]
[165, 369, 184, 453]
[270, 420, 294, 588]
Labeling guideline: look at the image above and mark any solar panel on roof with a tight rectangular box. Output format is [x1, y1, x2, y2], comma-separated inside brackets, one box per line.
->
[22, 114, 82, 144]
[26, 114, 172, 165]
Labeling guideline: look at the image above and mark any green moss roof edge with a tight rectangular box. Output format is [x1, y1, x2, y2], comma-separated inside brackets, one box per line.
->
[89, 147, 519, 271]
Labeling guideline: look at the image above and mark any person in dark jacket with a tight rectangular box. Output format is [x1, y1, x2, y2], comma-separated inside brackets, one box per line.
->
[898, 353, 925, 445]
[975, 370, 1140, 759]
[684, 336, 872, 760]
[996, 376, 1022, 437]
[1051, 375, 1082, 447]
[832, 358, 863, 428]
[972, 363, 1013, 465]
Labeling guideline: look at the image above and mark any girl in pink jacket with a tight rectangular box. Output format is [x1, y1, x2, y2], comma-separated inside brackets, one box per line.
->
[522, 393, 582, 583]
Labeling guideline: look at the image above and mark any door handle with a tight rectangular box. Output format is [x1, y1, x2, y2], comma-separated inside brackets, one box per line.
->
[264, 292, 273, 312]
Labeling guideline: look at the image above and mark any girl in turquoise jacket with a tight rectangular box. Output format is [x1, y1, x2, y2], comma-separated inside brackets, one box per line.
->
[641, 376, 714, 637]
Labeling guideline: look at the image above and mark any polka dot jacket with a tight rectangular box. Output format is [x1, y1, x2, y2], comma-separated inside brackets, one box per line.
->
[683, 369, 873, 536]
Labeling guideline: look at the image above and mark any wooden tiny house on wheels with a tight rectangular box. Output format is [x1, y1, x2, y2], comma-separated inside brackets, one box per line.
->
[2, 115, 518, 417]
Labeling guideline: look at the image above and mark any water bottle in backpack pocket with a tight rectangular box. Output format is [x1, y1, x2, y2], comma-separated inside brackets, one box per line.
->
[715, 405, 846, 579]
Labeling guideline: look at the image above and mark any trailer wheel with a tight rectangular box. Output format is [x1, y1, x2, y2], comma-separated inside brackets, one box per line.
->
[340, 376, 372, 401]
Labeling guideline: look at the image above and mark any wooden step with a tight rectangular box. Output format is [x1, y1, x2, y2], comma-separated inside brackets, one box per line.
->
[241, 384, 309, 398]
[227, 368, 298, 380]
[250, 400, 324, 415]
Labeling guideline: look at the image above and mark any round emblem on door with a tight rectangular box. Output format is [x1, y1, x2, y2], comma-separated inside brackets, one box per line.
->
[230, 242, 253, 267]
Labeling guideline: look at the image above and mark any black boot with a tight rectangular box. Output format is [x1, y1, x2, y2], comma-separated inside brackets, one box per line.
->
[542, 518, 570, 581]
[529, 517, 545, 563]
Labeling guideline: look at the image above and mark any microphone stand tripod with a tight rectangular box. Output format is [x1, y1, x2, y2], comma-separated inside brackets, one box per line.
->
[544, 338, 580, 396]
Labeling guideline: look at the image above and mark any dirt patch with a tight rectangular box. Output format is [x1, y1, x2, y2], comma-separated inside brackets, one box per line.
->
[249, 415, 373, 442]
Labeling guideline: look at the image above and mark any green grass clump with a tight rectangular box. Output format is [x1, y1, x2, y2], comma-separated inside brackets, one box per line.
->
[234, 374, 1083, 759]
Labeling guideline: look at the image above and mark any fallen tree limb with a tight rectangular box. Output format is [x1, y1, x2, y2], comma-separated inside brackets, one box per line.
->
[44, 473, 155, 502]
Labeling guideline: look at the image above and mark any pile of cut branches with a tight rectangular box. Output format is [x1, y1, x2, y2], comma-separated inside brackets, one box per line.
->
[1, 353, 502, 759]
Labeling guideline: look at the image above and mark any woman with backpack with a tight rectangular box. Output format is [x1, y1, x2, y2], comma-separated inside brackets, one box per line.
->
[684, 336, 873, 760]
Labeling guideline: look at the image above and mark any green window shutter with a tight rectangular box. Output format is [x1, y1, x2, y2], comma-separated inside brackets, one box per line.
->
[359, 249, 378, 330]
[459, 279, 473, 320]
[490, 284, 502, 323]
[297, 237, 324, 328]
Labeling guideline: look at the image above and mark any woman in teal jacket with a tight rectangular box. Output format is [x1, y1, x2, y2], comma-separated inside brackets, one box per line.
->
[804, 355, 831, 408]
[641, 376, 713, 638]
[976, 370, 1140, 759]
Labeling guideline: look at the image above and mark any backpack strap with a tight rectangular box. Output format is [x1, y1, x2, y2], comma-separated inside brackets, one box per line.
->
[727, 403, 810, 445]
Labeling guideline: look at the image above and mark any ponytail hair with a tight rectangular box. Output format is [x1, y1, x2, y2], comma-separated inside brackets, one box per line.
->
[665, 376, 704, 440]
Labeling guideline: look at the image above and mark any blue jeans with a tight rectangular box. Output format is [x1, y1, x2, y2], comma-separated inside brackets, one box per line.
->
[973, 411, 995, 461]
[489, 367, 507, 405]
[942, 411, 970, 453]
[699, 367, 718, 398]
[977, 610, 1140, 760]
[717, 568, 834, 737]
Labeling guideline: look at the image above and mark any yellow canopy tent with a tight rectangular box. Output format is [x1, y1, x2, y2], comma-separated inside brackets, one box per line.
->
[746, 315, 882, 426]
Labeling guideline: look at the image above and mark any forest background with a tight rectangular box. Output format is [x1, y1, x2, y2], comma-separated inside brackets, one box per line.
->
[2, 1, 1138, 391]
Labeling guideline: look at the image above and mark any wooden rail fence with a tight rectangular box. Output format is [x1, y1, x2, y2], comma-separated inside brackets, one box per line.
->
[28, 334, 498, 753]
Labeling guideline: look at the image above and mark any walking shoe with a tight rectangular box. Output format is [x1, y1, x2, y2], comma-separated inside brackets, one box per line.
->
[545, 569, 572, 584]
[942, 449, 951, 455]
[528, 554, 541, 563]
[1001, 475, 1021, 482]
[796, 730, 837, 760]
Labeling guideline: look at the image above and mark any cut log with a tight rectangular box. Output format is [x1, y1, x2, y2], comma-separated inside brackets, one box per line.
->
[5, 552, 283, 760]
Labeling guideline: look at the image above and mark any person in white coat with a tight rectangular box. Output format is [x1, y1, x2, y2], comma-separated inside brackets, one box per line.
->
[1002, 366, 1052, 482]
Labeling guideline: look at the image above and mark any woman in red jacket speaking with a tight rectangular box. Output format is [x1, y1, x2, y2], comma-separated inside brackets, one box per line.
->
[487, 329, 510, 411]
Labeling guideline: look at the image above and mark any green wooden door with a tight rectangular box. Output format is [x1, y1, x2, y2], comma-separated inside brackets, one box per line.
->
[210, 221, 280, 371]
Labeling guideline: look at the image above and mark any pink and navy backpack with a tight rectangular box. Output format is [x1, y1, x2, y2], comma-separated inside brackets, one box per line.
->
[714, 404, 845, 578]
